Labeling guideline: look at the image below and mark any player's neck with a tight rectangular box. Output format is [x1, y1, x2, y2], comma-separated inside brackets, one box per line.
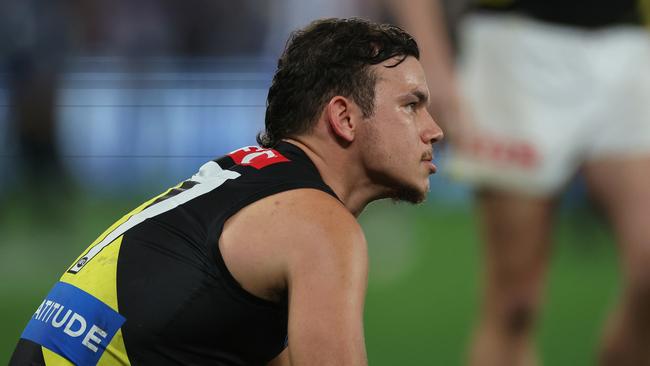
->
[282, 138, 381, 217]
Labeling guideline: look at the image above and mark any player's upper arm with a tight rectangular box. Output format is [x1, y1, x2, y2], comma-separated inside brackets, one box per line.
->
[280, 190, 369, 366]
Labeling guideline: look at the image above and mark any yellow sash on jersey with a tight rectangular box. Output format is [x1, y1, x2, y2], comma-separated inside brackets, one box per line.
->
[39, 185, 181, 365]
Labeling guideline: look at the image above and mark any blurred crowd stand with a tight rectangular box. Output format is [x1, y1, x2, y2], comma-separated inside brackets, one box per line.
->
[0, 0, 379, 207]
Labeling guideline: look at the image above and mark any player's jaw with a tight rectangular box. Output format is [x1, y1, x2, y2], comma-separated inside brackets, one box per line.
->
[382, 149, 435, 204]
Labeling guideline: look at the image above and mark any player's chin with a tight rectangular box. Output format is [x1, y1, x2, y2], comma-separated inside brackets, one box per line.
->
[390, 181, 428, 204]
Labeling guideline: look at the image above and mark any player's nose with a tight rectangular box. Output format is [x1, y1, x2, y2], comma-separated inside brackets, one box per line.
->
[422, 110, 444, 145]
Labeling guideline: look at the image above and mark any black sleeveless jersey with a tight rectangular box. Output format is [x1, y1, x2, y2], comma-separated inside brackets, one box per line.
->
[475, 0, 645, 28]
[10, 141, 337, 366]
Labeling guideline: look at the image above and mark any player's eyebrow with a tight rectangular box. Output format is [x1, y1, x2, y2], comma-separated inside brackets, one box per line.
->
[402, 88, 429, 107]
[412, 89, 429, 105]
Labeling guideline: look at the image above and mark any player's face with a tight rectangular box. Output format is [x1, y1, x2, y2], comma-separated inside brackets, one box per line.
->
[359, 56, 443, 203]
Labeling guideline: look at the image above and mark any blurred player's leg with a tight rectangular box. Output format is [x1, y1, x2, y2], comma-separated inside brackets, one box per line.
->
[584, 157, 650, 366]
[469, 189, 556, 366]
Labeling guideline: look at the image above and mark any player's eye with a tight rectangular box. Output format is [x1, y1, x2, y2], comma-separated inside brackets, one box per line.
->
[405, 102, 418, 111]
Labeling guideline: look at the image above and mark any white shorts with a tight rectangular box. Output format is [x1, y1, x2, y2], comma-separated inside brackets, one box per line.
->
[447, 14, 650, 196]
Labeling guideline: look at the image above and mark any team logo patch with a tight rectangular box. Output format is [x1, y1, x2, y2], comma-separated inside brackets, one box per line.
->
[228, 146, 290, 169]
[21, 282, 125, 365]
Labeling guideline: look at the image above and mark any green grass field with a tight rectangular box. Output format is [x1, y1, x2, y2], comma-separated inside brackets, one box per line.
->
[1, 194, 619, 365]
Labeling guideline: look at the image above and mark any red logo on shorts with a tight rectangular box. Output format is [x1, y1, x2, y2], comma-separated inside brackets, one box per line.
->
[228, 146, 290, 169]
[465, 136, 539, 169]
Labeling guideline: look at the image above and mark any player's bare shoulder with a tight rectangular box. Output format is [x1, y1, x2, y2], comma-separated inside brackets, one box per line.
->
[220, 188, 367, 303]
[271, 189, 368, 269]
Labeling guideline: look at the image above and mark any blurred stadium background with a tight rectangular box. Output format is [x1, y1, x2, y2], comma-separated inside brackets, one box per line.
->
[1, 0, 621, 364]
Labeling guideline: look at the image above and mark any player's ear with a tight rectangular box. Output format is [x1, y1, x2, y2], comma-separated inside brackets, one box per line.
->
[325, 96, 359, 143]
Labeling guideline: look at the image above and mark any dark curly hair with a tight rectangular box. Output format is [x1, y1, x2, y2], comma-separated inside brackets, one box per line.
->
[257, 17, 420, 147]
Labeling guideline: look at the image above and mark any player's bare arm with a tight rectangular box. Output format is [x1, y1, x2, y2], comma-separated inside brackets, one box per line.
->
[221, 188, 368, 366]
